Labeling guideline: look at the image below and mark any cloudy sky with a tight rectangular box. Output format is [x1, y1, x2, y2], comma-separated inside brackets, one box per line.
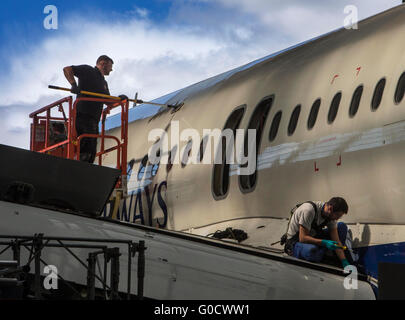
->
[0, 0, 401, 149]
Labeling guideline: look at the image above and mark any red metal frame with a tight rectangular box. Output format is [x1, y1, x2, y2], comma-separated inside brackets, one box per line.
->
[29, 96, 129, 188]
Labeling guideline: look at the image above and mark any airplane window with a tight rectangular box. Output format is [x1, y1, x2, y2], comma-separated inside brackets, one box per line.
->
[307, 99, 321, 130]
[240, 96, 273, 193]
[166, 151, 172, 172]
[213, 105, 245, 199]
[371, 78, 386, 111]
[288, 105, 301, 136]
[269, 111, 282, 142]
[151, 163, 159, 176]
[151, 149, 160, 177]
[349, 85, 363, 118]
[137, 155, 148, 180]
[198, 135, 209, 163]
[328, 92, 342, 124]
[394, 72, 405, 104]
[127, 159, 135, 178]
[181, 140, 193, 168]
[166, 145, 177, 172]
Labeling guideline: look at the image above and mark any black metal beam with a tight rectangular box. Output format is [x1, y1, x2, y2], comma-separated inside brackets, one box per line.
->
[0, 144, 120, 216]
[87, 253, 97, 300]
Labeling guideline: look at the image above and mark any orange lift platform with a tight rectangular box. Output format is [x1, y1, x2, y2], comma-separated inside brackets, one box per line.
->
[29, 94, 129, 218]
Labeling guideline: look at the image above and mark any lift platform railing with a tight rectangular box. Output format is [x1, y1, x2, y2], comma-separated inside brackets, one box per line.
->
[29, 96, 129, 189]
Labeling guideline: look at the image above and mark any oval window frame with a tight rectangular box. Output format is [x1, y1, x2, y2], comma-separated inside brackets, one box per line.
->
[269, 111, 282, 142]
[288, 104, 301, 136]
[181, 139, 193, 168]
[394, 72, 405, 104]
[137, 155, 148, 181]
[150, 149, 160, 177]
[198, 135, 209, 163]
[328, 92, 342, 124]
[307, 99, 321, 130]
[371, 78, 386, 111]
[239, 96, 273, 194]
[349, 85, 363, 118]
[166, 145, 177, 172]
[212, 105, 246, 200]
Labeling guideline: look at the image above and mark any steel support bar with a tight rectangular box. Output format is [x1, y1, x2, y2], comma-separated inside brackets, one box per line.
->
[87, 253, 97, 300]
[0, 260, 18, 268]
[137, 241, 146, 300]
[33, 235, 43, 300]
[0, 235, 135, 244]
[12, 241, 21, 266]
[109, 248, 120, 300]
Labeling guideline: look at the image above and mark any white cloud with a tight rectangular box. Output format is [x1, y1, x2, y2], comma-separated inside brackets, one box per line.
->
[0, 104, 33, 149]
[1, 18, 229, 106]
[0, 4, 276, 149]
[135, 7, 149, 19]
[209, 0, 400, 40]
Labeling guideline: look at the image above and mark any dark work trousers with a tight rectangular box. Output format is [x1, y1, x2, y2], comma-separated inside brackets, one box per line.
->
[292, 222, 359, 265]
[75, 113, 99, 163]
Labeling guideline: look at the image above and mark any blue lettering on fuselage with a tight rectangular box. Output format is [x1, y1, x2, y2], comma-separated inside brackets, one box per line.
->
[157, 181, 168, 227]
[145, 184, 158, 225]
[103, 180, 168, 228]
[131, 188, 144, 224]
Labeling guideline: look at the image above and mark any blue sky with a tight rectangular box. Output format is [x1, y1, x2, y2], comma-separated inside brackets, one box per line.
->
[0, 0, 171, 72]
[0, 0, 401, 149]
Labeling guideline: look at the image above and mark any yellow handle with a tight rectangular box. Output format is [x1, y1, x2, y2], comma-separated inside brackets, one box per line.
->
[49, 85, 122, 101]
[48, 84, 176, 108]
[337, 244, 347, 250]
[81, 90, 121, 100]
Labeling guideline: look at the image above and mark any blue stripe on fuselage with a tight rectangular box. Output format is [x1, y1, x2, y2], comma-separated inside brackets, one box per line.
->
[357, 241, 405, 279]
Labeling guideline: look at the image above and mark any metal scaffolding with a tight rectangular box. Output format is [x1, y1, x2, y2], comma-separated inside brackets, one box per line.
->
[0, 234, 146, 300]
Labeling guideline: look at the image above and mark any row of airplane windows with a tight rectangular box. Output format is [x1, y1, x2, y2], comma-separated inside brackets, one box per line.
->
[137, 72, 405, 197]
[212, 71, 405, 199]
[269, 73, 405, 142]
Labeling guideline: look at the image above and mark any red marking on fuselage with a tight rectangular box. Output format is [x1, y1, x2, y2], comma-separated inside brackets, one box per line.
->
[320, 136, 337, 144]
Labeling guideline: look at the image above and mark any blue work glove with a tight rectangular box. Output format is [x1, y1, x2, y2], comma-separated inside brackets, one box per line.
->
[341, 259, 350, 268]
[70, 83, 80, 94]
[321, 239, 340, 250]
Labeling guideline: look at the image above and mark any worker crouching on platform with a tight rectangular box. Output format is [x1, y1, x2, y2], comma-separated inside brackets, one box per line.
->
[284, 197, 358, 268]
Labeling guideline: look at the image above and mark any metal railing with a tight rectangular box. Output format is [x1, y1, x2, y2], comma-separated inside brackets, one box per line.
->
[29, 96, 129, 188]
[0, 234, 146, 300]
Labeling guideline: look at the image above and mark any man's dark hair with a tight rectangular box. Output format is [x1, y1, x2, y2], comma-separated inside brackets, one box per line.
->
[96, 55, 114, 65]
[327, 197, 348, 214]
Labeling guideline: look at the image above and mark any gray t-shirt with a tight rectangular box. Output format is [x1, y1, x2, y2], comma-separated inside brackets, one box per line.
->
[286, 201, 337, 239]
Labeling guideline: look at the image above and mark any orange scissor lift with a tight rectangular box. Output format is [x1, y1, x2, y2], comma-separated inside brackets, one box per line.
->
[29, 95, 129, 217]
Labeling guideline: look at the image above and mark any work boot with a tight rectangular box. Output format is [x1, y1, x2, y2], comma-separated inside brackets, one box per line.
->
[345, 229, 359, 264]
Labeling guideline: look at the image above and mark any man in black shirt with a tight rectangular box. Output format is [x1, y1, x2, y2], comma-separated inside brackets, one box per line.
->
[63, 55, 124, 163]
